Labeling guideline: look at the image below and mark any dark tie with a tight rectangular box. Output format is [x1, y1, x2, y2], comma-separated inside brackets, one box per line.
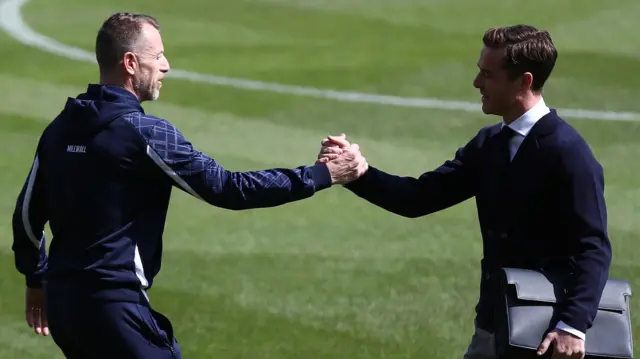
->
[498, 125, 516, 164]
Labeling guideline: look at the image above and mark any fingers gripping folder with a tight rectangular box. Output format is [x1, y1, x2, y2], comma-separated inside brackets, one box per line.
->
[494, 267, 633, 359]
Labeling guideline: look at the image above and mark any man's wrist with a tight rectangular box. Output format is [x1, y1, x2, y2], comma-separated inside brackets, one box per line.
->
[25, 275, 44, 288]
[555, 320, 586, 341]
[309, 163, 332, 190]
[323, 161, 342, 185]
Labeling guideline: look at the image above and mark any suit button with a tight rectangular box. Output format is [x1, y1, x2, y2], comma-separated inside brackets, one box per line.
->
[500, 232, 508, 239]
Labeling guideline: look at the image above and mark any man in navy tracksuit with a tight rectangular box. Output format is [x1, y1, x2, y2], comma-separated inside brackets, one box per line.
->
[11, 12, 368, 359]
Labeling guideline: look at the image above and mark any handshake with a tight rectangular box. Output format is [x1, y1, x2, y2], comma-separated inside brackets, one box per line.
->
[315, 134, 369, 185]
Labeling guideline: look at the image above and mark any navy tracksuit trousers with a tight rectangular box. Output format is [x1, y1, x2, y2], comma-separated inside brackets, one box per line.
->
[45, 284, 182, 359]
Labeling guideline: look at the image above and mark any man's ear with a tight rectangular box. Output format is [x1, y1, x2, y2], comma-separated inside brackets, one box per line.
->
[521, 72, 534, 90]
[123, 52, 138, 76]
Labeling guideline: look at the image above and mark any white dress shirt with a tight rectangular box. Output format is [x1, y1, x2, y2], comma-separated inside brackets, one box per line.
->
[501, 97, 586, 341]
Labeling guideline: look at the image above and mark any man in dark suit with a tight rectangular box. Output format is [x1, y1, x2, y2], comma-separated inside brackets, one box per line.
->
[317, 25, 611, 359]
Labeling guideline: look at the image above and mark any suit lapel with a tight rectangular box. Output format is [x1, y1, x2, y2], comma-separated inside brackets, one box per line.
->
[510, 110, 559, 167]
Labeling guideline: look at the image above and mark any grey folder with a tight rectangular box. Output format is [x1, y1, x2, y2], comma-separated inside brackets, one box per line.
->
[494, 267, 633, 359]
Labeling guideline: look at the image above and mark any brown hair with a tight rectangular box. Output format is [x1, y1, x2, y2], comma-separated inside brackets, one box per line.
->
[95, 12, 160, 75]
[482, 25, 557, 91]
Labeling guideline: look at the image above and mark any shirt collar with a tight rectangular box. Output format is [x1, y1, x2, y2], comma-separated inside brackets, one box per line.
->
[502, 97, 550, 137]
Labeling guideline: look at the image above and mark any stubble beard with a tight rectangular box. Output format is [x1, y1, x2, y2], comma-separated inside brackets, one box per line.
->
[134, 76, 160, 102]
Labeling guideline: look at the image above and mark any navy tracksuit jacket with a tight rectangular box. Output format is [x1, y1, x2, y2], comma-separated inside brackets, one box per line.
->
[11, 84, 332, 357]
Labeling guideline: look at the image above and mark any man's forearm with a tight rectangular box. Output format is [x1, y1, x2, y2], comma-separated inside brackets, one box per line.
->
[135, 117, 333, 210]
[557, 139, 612, 333]
[12, 155, 49, 288]
[344, 147, 475, 218]
[557, 238, 611, 334]
[344, 166, 436, 218]
[183, 161, 333, 210]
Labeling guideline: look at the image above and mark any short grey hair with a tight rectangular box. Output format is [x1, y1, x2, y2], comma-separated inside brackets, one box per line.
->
[95, 12, 160, 74]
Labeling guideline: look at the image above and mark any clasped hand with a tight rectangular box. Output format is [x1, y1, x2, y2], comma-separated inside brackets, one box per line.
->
[537, 328, 585, 359]
[316, 134, 368, 185]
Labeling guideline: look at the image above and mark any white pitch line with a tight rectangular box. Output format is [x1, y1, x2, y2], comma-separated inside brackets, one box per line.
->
[1, 0, 639, 122]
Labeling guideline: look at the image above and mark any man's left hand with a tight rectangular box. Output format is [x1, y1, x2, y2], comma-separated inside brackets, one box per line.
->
[537, 328, 585, 358]
[25, 286, 49, 336]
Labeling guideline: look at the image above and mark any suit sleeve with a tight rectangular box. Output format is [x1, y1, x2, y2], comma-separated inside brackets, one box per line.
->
[343, 138, 478, 218]
[12, 154, 49, 288]
[140, 118, 332, 210]
[557, 138, 612, 334]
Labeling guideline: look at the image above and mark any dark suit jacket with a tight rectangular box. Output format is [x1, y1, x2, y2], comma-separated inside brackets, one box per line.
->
[344, 109, 612, 333]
